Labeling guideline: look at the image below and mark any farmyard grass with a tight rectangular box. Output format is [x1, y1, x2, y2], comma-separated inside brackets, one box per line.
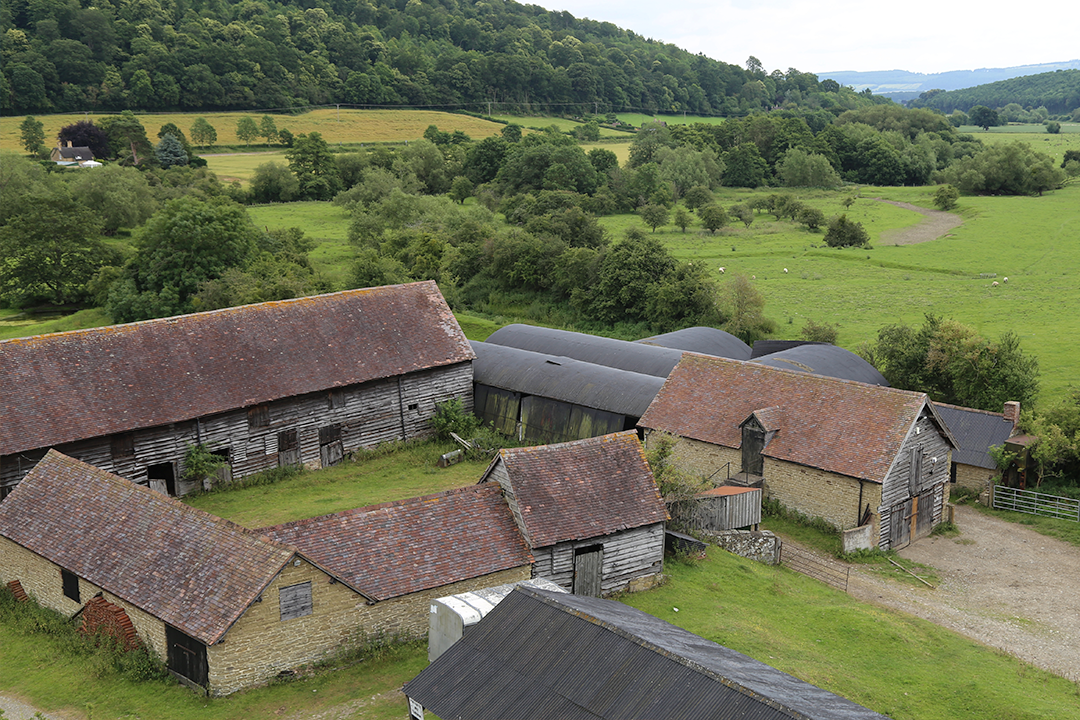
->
[624, 550, 1080, 720]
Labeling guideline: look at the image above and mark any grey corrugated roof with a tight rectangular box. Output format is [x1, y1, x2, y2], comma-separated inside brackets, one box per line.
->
[636, 327, 752, 361]
[484, 324, 685, 378]
[405, 587, 891, 720]
[753, 344, 889, 386]
[751, 339, 828, 359]
[472, 341, 665, 417]
[933, 403, 1015, 469]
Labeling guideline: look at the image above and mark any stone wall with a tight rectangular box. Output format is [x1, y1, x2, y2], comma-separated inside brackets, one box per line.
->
[954, 463, 997, 493]
[763, 457, 882, 534]
[705, 530, 781, 565]
[841, 524, 874, 553]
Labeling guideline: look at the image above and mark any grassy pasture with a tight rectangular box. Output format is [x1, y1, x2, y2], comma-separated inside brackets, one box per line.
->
[616, 112, 727, 127]
[0, 108, 505, 151]
[958, 124, 1080, 164]
[202, 151, 288, 185]
[248, 201, 353, 286]
[488, 113, 628, 137]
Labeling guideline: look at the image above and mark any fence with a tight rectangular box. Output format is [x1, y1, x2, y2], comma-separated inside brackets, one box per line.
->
[992, 485, 1080, 522]
[779, 543, 850, 592]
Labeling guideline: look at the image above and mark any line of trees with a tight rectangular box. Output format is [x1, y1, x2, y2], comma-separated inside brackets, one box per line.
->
[909, 70, 1080, 117]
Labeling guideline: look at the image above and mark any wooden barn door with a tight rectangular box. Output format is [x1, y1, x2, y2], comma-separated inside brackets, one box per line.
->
[914, 490, 936, 539]
[572, 545, 603, 597]
[166, 625, 208, 688]
[889, 499, 912, 550]
[741, 424, 765, 477]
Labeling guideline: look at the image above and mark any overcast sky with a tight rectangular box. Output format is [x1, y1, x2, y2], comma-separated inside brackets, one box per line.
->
[541, 0, 1078, 76]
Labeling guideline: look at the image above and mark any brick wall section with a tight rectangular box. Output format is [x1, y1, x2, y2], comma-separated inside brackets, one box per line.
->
[80, 595, 141, 651]
[954, 463, 996, 493]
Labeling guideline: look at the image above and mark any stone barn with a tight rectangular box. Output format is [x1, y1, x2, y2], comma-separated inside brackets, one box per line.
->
[0, 281, 474, 499]
[639, 354, 956, 550]
[479, 430, 668, 596]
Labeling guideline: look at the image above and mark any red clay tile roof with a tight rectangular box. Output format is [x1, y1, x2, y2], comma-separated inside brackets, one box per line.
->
[0, 451, 294, 645]
[639, 354, 942, 484]
[257, 484, 532, 602]
[488, 431, 668, 548]
[0, 282, 474, 456]
[696, 486, 758, 497]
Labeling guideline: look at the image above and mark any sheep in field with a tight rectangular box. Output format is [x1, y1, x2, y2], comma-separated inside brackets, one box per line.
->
[1003, 277, 1009, 283]
[783, 268, 789, 273]
[718, 267, 725, 274]
[992, 281, 999, 287]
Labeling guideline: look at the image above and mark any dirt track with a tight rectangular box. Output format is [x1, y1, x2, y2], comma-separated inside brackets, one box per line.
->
[874, 200, 963, 245]
[847, 504, 1080, 681]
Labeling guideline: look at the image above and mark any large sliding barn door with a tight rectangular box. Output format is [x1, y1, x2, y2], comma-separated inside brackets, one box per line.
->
[166, 625, 208, 688]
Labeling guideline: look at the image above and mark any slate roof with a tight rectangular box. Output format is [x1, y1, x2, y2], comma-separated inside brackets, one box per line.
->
[0, 451, 294, 646]
[0, 282, 473, 457]
[933, 402, 1016, 469]
[404, 586, 891, 720]
[471, 341, 665, 417]
[258, 484, 532, 602]
[483, 431, 668, 549]
[639, 354, 952, 484]
[55, 146, 93, 161]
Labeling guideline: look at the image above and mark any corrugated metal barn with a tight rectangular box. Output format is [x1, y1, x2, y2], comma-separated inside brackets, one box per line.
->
[635, 326, 752, 360]
[404, 586, 892, 720]
[471, 341, 664, 444]
[752, 343, 889, 386]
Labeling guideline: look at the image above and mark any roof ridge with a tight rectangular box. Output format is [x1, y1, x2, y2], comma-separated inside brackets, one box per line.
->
[932, 400, 1007, 417]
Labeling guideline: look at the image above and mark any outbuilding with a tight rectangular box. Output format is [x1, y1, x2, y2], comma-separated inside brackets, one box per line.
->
[933, 401, 1020, 493]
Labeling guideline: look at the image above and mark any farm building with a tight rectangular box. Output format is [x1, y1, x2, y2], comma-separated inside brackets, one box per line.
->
[478, 430, 668, 596]
[0, 451, 532, 696]
[751, 342, 889, 386]
[635, 326, 752, 360]
[471, 341, 665, 444]
[639, 354, 956, 550]
[0, 281, 474, 499]
[933, 401, 1020, 492]
[50, 143, 94, 164]
[404, 586, 891, 720]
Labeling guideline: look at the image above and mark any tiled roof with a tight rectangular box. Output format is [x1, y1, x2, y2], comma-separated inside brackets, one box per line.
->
[639, 354, 942, 484]
[258, 484, 532, 602]
[0, 451, 293, 645]
[932, 402, 1015, 470]
[0, 282, 474, 456]
[488, 431, 668, 548]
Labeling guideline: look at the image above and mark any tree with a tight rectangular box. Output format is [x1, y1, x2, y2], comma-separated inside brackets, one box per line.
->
[672, 206, 692, 233]
[933, 184, 959, 211]
[107, 197, 262, 322]
[796, 206, 826, 230]
[723, 143, 768, 188]
[729, 203, 754, 228]
[286, 132, 342, 201]
[639, 203, 669, 233]
[939, 142, 1065, 196]
[68, 164, 158, 235]
[259, 115, 279, 144]
[236, 116, 259, 146]
[155, 134, 189, 168]
[19, 116, 45, 155]
[682, 185, 714, 211]
[824, 214, 870, 248]
[800, 319, 839, 344]
[0, 189, 106, 305]
[969, 105, 999, 131]
[719, 273, 776, 344]
[250, 162, 300, 203]
[1045, 121, 1061, 135]
[98, 111, 153, 166]
[698, 204, 728, 234]
[501, 124, 522, 143]
[449, 175, 473, 204]
[778, 149, 841, 188]
[57, 120, 110, 159]
[190, 117, 217, 148]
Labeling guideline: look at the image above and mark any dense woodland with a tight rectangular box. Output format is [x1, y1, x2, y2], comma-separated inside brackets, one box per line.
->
[0, 0, 891, 116]
[912, 69, 1080, 117]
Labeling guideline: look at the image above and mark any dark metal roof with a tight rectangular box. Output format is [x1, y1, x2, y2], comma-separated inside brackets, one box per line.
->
[0, 282, 473, 456]
[752, 344, 889, 386]
[471, 341, 665, 417]
[484, 324, 685, 378]
[751, 339, 828, 359]
[404, 587, 891, 720]
[933, 403, 1015, 469]
[636, 327, 752, 361]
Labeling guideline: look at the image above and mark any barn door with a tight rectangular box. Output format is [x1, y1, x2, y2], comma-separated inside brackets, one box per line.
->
[889, 499, 913, 550]
[914, 489, 936, 539]
[572, 545, 603, 597]
[319, 425, 344, 467]
[277, 429, 300, 468]
[741, 424, 765, 477]
[166, 625, 208, 688]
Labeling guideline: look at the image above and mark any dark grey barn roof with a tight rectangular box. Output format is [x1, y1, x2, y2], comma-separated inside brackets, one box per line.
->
[753, 344, 889, 386]
[485, 324, 685, 378]
[471, 341, 665, 418]
[933, 403, 1015, 469]
[751, 339, 828, 359]
[636, 327, 752, 361]
[404, 586, 890, 720]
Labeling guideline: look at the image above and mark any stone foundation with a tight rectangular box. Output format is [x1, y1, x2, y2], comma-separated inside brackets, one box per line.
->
[705, 529, 781, 565]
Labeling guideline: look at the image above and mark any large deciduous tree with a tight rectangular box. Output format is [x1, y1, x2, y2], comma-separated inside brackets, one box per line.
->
[189, 117, 217, 148]
[57, 119, 110, 159]
[968, 105, 999, 131]
[19, 116, 45, 155]
[286, 132, 342, 200]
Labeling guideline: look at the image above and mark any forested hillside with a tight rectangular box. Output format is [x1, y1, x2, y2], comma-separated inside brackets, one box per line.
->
[911, 69, 1080, 116]
[1, 0, 883, 116]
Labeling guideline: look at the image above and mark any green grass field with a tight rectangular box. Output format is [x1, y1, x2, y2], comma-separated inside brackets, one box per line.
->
[616, 112, 727, 127]
[488, 113, 629, 137]
[247, 201, 354, 286]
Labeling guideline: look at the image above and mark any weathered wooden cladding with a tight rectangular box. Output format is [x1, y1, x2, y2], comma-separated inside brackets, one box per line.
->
[532, 524, 665, 596]
[878, 410, 952, 548]
[0, 362, 472, 496]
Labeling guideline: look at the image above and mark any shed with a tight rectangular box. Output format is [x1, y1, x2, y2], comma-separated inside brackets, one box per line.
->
[686, 486, 762, 532]
[404, 586, 891, 720]
[471, 340, 664, 443]
[933, 401, 1019, 492]
[484, 324, 686, 377]
[479, 431, 668, 596]
[0, 281, 474, 499]
[635, 326, 752, 360]
[752, 343, 889, 386]
[639, 355, 956, 550]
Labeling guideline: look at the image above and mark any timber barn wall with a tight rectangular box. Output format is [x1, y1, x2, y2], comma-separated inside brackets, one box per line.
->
[878, 411, 952, 549]
[531, 523, 665, 596]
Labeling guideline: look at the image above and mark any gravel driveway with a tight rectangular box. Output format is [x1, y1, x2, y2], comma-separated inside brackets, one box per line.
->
[874, 200, 963, 246]
[847, 503, 1080, 681]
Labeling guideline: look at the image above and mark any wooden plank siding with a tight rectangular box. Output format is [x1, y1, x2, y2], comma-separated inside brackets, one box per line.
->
[531, 523, 665, 596]
[1, 362, 472, 496]
[878, 409, 952, 549]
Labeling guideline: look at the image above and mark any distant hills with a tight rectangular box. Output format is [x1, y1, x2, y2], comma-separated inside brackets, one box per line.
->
[821, 60, 1080, 103]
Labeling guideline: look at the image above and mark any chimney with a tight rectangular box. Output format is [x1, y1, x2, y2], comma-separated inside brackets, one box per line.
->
[1003, 401, 1020, 432]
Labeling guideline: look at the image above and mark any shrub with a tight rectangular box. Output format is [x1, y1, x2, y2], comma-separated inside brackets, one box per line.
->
[430, 397, 481, 440]
[824, 214, 870, 248]
[933, 184, 959, 211]
[182, 443, 226, 484]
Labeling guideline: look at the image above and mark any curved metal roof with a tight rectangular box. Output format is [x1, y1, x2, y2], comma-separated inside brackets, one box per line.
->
[751, 339, 828, 359]
[635, 327, 752, 361]
[484, 324, 684, 378]
[752, 344, 889, 386]
[471, 341, 665, 417]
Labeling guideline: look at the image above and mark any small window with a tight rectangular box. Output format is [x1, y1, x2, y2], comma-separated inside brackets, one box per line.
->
[279, 581, 312, 621]
[408, 403, 419, 411]
[110, 433, 134, 461]
[247, 405, 270, 429]
[61, 569, 80, 603]
[328, 390, 346, 410]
